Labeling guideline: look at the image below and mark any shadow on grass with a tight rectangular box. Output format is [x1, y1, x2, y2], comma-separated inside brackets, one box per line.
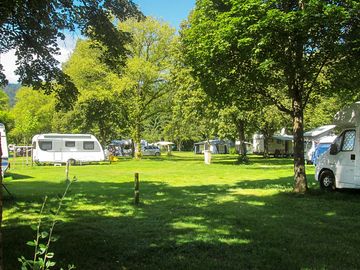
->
[4, 178, 360, 270]
[4, 172, 34, 181]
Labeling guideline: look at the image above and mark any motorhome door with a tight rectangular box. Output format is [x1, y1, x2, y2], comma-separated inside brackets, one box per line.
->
[333, 129, 356, 186]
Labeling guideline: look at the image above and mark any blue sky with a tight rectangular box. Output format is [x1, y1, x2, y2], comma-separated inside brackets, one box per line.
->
[133, 0, 195, 29]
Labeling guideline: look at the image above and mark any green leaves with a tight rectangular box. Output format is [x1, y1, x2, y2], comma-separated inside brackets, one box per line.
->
[1, 0, 142, 108]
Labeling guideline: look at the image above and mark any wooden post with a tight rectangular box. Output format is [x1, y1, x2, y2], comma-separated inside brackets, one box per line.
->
[25, 145, 29, 166]
[134, 172, 140, 205]
[65, 160, 70, 181]
[13, 145, 16, 169]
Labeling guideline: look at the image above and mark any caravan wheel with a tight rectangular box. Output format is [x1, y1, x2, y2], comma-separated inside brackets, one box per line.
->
[68, 159, 76, 166]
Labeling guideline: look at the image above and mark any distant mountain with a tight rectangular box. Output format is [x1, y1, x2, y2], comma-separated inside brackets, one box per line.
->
[3, 83, 21, 107]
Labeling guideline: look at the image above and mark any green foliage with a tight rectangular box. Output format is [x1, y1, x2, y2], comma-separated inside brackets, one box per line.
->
[9, 87, 56, 143]
[18, 178, 76, 270]
[62, 40, 123, 145]
[1, 0, 141, 108]
[0, 90, 10, 110]
[62, 18, 177, 147]
[115, 17, 177, 156]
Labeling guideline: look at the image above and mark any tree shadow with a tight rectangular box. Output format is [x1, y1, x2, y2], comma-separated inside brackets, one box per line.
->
[4, 172, 34, 181]
[4, 178, 360, 269]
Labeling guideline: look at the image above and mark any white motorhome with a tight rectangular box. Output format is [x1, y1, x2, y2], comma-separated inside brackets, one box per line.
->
[32, 134, 105, 164]
[315, 102, 360, 190]
[0, 123, 9, 174]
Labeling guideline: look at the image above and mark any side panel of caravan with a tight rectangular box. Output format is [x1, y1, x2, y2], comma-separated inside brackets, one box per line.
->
[32, 134, 105, 163]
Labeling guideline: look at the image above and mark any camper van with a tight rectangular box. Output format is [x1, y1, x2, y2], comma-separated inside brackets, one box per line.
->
[32, 134, 105, 164]
[0, 123, 9, 174]
[315, 102, 360, 190]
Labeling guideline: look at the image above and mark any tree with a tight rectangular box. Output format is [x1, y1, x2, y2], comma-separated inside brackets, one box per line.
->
[164, 39, 215, 150]
[0, 90, 14, 139]
[0, 0, 142, 108]
[116, 17, 177, 158]
[9, 87, 55, 144]
[62, 40, 124, 145]
[181, 0, 360, 193]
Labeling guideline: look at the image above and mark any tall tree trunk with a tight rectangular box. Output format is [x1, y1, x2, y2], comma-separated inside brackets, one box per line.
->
[263, 134, 269, 158]
[236, 120, 247, 156]
[134, 122, 142, 159]
[292, 98, 308, 193]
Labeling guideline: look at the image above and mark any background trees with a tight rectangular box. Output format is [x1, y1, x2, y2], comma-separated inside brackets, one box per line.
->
[62, 40, 124, 145]
[181, 0, 360, 192]
[9, 87, 55, 144]
[115, 17, 176, 157]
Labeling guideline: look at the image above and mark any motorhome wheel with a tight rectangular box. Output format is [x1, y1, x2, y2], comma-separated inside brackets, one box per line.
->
[320, 171, 335, 191]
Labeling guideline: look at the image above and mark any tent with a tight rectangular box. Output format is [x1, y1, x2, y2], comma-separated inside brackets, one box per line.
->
[194, 140, 230, 154]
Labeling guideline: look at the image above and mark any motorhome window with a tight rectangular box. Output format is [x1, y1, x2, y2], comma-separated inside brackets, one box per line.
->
[83, 141, 94, 150]
[39, 141, 52, 151]
[65, 141, 75, 147]
[341, 130, 356, 151]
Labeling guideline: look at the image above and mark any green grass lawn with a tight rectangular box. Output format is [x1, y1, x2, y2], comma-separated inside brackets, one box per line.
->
[3, 152, 360, 269]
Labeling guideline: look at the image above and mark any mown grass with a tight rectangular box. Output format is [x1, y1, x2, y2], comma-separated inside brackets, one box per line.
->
[3, 152, 360, 269]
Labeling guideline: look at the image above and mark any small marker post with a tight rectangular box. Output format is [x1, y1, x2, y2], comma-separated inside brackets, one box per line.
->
[134, 172, 140, 205]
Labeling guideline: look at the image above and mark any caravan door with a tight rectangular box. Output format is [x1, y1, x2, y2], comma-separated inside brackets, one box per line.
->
[52, 139, 63, 162]
[332, 129, 357, 187]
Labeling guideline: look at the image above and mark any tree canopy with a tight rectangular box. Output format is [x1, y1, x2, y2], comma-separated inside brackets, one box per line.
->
[0, 0, 142, 109]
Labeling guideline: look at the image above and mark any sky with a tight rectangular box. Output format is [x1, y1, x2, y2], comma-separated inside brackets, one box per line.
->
[133, 0, 195, 29]
[2, 0, 195, 84]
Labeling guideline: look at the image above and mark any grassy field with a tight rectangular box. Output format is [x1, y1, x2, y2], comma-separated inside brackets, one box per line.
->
[3, 152, 360, 269]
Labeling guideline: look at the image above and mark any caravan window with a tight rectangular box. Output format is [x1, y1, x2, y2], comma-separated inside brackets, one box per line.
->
[65, 141, 75, 147]
[39, 141, 52, 151]
[83, 141, 94, 150]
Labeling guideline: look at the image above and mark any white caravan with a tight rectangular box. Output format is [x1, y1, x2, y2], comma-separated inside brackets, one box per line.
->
[32, 134, 105, 164]
[0, 123, 9, 174]
[315, 102, 360, 190]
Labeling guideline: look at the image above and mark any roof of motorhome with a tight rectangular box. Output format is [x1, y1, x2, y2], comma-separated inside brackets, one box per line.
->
[318, 135, 337, 144]
[304, 125, 336, 138]
[33, 134, 94, 140]
[333, 101, 360, 128]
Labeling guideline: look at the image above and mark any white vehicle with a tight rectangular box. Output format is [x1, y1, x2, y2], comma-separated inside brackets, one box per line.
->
[142, 145, 161, 156]
[32, 134, 105, 164]
[304, 125, 336, 164]
[0, 123, 9, 174]
[315, 102, 360, 190]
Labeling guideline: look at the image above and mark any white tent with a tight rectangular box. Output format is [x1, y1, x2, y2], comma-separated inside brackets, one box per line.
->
[154, 141, 174, 153]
